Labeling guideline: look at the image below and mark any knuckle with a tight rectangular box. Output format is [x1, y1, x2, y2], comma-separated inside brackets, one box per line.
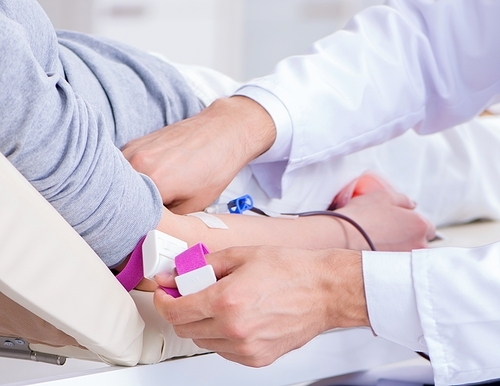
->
[126, 151, 143, 168]
[221, 321, 247, 340]
[215, 291, 240, 314]
[218, 246, 239, 261]
[127, 150, 150, 171]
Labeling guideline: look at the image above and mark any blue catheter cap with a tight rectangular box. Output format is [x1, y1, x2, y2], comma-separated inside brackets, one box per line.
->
[227, 195, 254, 214]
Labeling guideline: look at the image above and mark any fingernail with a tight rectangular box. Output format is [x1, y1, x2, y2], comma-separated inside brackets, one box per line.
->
[411, 200, 417, 209]
[155, 271, 173, 282]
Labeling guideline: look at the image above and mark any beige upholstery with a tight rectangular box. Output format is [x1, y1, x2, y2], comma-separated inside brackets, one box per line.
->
[0, 292, 80, 348]
[0, 153, 205, 366]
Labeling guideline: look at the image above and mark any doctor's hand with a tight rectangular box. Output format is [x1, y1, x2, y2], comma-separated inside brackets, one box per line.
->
[153, 246, 369, 367]
[122, 97, 276, 214]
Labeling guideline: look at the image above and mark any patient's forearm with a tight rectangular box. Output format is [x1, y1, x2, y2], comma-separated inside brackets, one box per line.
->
[134, 191, 431, 290]
[156, 208, 353, 252]
[133, 209, 349, 291]
[155, 190, 433, 254]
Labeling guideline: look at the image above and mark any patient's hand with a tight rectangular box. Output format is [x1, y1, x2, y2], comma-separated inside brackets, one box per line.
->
[122, 97, 276, 214]
[113, 256, 159, 292]
[335, 190, 435, 251]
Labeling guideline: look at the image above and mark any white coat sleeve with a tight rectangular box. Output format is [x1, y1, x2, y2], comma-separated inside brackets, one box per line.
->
[235, 0, 500, 198]
[363, 244, 500, 385]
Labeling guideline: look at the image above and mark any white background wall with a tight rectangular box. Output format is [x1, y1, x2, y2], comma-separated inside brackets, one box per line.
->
[37, 0, 383, 81]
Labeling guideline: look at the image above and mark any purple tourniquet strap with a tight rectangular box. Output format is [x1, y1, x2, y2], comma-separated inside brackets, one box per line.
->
[116, 236, 146, 292]
[160, 286, 182, 298]
[175, 243, 209, 275]
[160, 243, 210, 298]
[116, 238, 210, 296]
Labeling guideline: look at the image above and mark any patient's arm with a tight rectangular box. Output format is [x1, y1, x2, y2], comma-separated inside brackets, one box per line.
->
[158, 190, 433, 258]
[133, 190, 433, 291]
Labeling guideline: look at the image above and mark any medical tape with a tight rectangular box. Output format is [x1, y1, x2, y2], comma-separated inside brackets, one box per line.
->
[187, 211, 229, 229]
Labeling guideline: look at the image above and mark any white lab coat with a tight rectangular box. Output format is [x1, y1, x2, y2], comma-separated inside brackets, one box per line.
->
[233, 1, 500, 385]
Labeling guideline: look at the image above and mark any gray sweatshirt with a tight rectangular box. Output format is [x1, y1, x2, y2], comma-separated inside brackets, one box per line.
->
[0, 0, 202, 267]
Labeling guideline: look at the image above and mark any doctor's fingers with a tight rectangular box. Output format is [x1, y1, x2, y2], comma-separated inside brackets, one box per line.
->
[153, 287, 215, 325]
[153, 249, 254, 325]
[173, 315, 246, 342]
[204, 246, 254, 279]
[193, 337, 284, 368]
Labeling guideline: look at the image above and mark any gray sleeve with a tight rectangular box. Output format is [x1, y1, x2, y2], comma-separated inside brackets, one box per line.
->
[0, 8, 162, 267]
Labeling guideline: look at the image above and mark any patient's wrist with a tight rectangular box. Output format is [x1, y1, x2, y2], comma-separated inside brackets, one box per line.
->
[112, 235, 161, 292]
[333, 208, 373, 251]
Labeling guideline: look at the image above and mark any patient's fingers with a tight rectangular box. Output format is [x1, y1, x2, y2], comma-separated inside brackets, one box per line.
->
[134, 278, 159, 292]
[383, 191, 437, 241]
[351, 190, 416, 210]
[388, 190, 437, 241]
[386, 190, 416, 209]
[425, 217, 437, 241]
[154, 271, 176, 287]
